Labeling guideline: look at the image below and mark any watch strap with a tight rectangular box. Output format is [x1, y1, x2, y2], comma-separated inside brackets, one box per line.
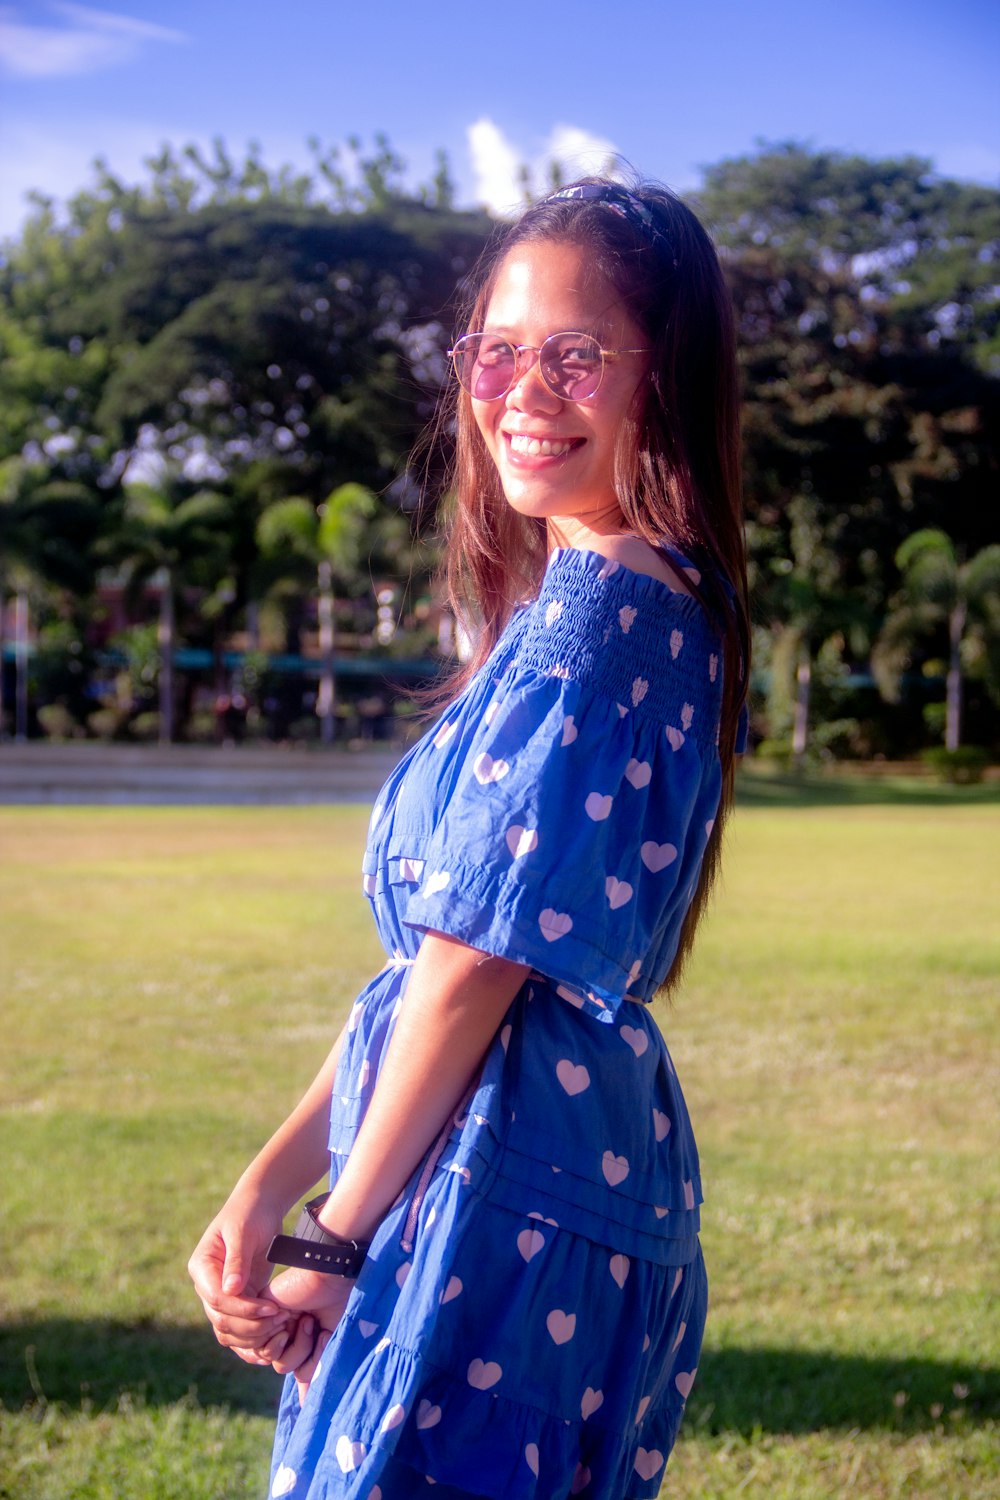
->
[266, 1193, 370, 1278]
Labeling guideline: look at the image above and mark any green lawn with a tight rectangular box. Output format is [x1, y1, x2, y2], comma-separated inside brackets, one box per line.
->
[1, 784, 997, 1498]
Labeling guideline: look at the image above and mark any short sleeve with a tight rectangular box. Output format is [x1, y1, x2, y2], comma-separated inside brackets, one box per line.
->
[396, 662, 721, 1022]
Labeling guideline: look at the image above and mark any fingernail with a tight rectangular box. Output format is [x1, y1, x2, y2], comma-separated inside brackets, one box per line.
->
[222, 1274, 240, 1293]
[302, 1317, 314, 1336]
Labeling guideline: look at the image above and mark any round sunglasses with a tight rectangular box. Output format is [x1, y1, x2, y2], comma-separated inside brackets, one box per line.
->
[448, 331, 650, 403]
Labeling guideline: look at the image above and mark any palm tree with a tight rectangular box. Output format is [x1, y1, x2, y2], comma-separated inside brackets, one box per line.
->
[255, 483, 377, 743]
[873, 529, 1000, 750]
[0, 460, 100, 739]
[111, 477, 231, 742]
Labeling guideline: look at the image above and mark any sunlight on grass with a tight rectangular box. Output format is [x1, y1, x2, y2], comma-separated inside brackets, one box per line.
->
[1, 800, 997, 1498]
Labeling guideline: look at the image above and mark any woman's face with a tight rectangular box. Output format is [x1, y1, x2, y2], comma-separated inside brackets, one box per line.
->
[471, 240, 649, 533]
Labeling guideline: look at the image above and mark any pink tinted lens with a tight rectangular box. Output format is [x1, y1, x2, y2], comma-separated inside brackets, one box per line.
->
[457, 337, 516, 399]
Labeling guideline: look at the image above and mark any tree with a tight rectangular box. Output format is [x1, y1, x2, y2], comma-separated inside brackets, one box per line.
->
[0, 458, 101, 737]
[255, 483, 377, 742]
[873, 529, 1000, 750]
[108, 471, 231, 742]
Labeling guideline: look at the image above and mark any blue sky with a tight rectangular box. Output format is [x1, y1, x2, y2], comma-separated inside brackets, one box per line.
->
[1, 0, 997, 237]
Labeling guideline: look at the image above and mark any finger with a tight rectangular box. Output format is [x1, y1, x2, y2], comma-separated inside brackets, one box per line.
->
[293, 1330, 331, 1405]
[233, 1346, 274, 1367]
[210, 1311, 292, 1350]
[271, 1317, 315, 1376]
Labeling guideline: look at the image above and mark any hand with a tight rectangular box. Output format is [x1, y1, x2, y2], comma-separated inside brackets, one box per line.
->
[188, 1191, 295, 1356]
[266, 1266, 354, 1402]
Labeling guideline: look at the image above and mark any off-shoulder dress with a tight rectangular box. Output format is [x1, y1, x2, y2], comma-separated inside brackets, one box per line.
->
[268, 544, 737, 1500]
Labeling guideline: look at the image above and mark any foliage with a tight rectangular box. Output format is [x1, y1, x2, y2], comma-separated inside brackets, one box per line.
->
[920, 745, 991, 783]
[1, 138, 998, 750]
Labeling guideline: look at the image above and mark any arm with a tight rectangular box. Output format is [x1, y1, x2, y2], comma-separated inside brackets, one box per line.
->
[187, 1025, 346, 1354]
[263, 932, 528, 1382]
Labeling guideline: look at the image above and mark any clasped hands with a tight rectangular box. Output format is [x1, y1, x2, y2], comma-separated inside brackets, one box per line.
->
[188, 1209, 353, 1403]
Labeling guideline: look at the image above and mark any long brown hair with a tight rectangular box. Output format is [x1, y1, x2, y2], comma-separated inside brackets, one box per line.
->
[428, 175, 749, 992]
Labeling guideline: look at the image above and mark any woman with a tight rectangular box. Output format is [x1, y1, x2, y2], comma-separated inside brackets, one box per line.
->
[190, 176, 749, 1499]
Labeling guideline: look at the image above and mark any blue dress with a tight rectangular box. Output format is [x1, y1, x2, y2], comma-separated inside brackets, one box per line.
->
[268, 545, 734, 1500]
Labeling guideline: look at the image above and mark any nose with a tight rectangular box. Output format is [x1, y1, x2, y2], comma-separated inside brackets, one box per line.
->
[504, 349, 561, 411]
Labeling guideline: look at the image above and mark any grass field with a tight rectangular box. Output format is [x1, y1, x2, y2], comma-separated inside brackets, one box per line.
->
[1, 776, 998, 1498]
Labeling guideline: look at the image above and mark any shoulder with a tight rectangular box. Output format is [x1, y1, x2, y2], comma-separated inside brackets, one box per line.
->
[507, 547, 722, 746]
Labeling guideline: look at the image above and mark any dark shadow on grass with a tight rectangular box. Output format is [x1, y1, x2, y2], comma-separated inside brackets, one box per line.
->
[736, 767, 1000, 809]
[1, 1320, 997, 1435]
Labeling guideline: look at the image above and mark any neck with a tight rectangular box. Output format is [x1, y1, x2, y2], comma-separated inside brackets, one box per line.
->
[546, 511, 626, 554]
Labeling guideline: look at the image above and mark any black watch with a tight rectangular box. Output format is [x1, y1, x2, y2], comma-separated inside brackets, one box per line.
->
[266, 1192, 370, 1278]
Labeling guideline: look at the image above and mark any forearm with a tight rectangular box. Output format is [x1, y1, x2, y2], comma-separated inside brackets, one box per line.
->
[316, 932, 529, 1242]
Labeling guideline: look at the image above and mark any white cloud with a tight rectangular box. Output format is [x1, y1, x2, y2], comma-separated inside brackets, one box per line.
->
[544, 124, 620, 183]
[466, 117, 622, 216]
[0, 2, 186, 79]
[467, 118, 524, 218]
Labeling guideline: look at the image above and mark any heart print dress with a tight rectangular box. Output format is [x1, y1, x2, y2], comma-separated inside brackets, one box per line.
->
[268, 543, 738, 1500]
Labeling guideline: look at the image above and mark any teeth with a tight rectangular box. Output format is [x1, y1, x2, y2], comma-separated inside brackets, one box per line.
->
[509, 434, 573, 458]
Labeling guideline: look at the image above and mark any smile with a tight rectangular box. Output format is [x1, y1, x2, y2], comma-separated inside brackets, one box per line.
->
[507, 434, 578, 458]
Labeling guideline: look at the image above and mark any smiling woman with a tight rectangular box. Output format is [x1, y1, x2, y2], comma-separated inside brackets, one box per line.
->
[188, 176, 750, 1500]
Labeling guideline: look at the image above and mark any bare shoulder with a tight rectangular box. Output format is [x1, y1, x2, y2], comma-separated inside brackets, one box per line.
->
[612, 536, 695, 596]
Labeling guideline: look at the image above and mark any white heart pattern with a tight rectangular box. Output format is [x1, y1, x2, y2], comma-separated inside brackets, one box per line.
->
[672, 1318, 687, 1352]
[653, 1109, 671, 1141]
[539, 909, 572, 942]
[585, 791, 613, 821]
[524, 1443, 540, 1476]
[517, 1228, 546, 1262]
[416, 1399, 442, 1429]
[628, 958, 642, 985]
[619, 1024, 648, 1057]
[618, 604, 637, 633]
[395, 1262, 411, 1288]
[571, 1462, 592, 1493]
[625, 757, 652, 789]
[665, 725, 685, 751]
[605, 875, 633, 910]
[335, 1436, 366, 1474]
[675, 1368, 698, 1399]
[709, 653, 718, 682]
[631, 676, 649, 707]
[670, 628, 683, 660]
[672, 1267, 684, 1297]
[473, 751, 509, 784]
[545, 600, 564, 627]
[681, 701, 694, 730]
[609, 1253, 630, 1289]
[500, 1024, 512, 1052]
[528, 1212, 559, 1225]
[440, 1276, 463, 1304]
[636, 1394, 651, 1426]
[641, 840, 677, 872]
[358, 1319, 378, 1337]
[271, 1465, 297, 1497]
[399, 856, 425, 883]
[580, 1386, 604, 1420]
[545, 1309, 577, 1345]
[597, 558, 621, 580]
[380, 1404, 405, 1434]
[684, 1179, 696, 1210]
[555, 982, 585, 1008]
[634, 1448, 665, 1481]
[422, 869, 451, 896]
[363, 873, 377, 896]
[556, 1059, 590, 1096]
[505, 825, 539, 858]
[467, 1358, 502, 1390]
[483, 697, 501, 725]
[433, 720, 458, 749]
[602, 1150, 629, 1186]
[654, 1205, 669, 1219]
[561, 715, 578, 746]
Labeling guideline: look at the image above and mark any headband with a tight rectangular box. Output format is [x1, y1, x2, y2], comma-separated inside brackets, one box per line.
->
[542, 183, 678, 267]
